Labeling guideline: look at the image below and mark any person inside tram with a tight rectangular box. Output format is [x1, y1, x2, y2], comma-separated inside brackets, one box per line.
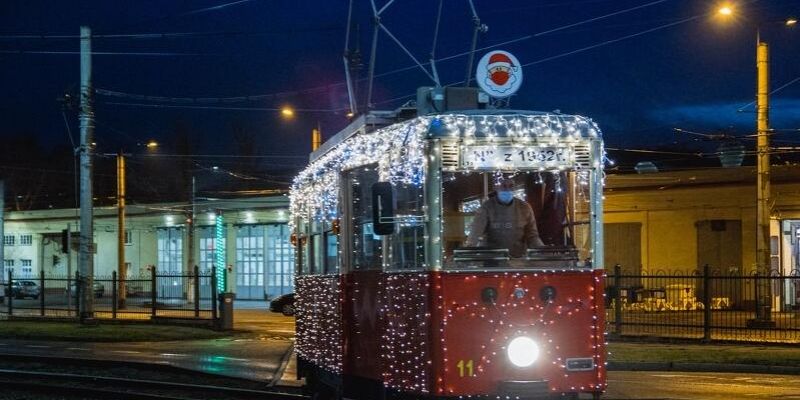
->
[465, 177, 545, 258]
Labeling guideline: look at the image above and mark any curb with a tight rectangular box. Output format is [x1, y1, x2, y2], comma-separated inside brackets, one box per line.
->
[608, 361, 800, 375]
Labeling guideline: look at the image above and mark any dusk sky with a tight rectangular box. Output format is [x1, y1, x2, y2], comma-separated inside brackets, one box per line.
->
[2, 0, 799, 163]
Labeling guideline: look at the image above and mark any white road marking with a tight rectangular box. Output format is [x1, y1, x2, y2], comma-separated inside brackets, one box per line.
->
[111, 350, 140, 354]
[159, 353, 188, 357]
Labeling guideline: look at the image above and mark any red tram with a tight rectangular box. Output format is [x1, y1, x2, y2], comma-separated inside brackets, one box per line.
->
[290, 104, 606, 399]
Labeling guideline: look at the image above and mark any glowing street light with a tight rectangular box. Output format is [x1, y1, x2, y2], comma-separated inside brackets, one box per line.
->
[145, 140, 158, 149]
[787, 18, 798, 27]
[718, 4, 733, 16]
[281, 106, 295, 118]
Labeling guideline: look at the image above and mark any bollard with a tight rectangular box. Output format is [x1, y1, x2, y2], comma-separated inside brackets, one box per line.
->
[217, 293, 235, 330]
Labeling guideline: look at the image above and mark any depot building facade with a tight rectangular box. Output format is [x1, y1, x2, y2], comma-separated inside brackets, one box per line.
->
[1, 195, 293, 301]
[603, 165, 800, 309]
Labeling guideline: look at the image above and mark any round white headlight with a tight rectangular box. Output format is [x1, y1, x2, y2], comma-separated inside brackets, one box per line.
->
[507, 336, 539, 367]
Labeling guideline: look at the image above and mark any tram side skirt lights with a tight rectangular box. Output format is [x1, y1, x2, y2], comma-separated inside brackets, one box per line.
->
[215, 213, 226, 292]
[508, 336, 540, 367]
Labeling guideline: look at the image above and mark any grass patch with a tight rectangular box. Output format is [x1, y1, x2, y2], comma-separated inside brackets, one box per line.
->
[609, 342, 800, 366]
[0, 321, 236, 342]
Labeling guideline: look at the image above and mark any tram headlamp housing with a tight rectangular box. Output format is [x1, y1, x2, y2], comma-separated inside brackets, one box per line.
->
[507, 336, 539, 367]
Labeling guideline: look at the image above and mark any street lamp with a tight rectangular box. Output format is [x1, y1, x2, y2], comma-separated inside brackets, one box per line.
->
[280, 106, 295, 119]
[717, 5, 795, 327]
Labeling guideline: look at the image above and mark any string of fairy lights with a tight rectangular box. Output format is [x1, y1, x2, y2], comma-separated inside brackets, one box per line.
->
[290, 112, 602, 226]
[292, 112, 608, 397]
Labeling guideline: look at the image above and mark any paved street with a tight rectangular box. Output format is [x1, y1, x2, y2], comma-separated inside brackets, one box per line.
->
[0, 305, 295, 383]
[604, 371, 800, 399]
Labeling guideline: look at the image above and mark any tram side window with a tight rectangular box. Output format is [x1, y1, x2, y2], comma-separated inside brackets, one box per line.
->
[324, 231, 339, 274]
[310, 234, 323, 275]
[389, 183, 425, 270]
[347, 165, 382, 270]
[297, 219, 311, 275]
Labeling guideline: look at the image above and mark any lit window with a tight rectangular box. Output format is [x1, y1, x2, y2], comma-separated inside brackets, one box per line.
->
[3, 235, 14, 246]
[19, 235, 32, 246]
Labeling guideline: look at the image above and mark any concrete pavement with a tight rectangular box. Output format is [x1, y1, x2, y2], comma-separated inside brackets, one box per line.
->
[604, 371, 800, 399]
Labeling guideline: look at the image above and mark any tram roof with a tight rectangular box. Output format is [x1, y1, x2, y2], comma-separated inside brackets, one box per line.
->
[310, 109, 601, 163]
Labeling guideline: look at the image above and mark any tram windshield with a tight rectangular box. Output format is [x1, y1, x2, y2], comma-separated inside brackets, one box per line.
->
[442, 170, 593, 269]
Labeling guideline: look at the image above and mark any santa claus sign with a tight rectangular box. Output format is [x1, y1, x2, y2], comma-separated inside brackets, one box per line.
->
[476, 50, 522, 98]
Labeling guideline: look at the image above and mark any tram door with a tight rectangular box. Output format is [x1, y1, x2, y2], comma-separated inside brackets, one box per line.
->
[236, 225, 265, 300]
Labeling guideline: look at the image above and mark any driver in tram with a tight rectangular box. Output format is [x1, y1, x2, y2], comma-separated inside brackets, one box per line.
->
[465, 177, 545, 258]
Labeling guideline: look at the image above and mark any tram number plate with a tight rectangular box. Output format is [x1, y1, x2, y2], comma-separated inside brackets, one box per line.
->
[461, 145, 571, 169]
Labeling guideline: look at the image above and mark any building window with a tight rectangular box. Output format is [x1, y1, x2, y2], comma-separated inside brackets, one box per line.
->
[20, 259, 32, 277]
[124, 229, 133, 245]
[3, 235, 14, 246]
[266, 224, 294, 298]
[19, 235, 32, 246]
[157, 227, 183, 274]
[199, 235, 216, 274]
[3, 260, 13, 268]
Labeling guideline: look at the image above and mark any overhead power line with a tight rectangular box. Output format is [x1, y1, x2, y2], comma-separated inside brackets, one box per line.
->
[0, 27, 343, 41]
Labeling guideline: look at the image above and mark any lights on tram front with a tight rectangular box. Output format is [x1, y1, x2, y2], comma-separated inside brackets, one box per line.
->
[507, 336, 540, 367]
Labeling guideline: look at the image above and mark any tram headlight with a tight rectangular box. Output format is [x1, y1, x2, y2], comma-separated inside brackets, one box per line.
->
[507, 336, 539, 367]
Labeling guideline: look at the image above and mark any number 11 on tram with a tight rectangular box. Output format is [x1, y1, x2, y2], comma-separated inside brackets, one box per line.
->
[290, 109, 606, 400]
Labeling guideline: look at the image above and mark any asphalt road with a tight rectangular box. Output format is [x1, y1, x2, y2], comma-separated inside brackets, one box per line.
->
[603, 371, 800, 399]
[0, 307, 296, 383]
[1, 306, 797, 398]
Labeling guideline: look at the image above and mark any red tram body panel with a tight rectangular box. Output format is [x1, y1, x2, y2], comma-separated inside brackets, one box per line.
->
[296, 270, 607, 398]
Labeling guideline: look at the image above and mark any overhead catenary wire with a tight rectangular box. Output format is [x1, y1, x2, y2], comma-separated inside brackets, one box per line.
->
[92, 0, 685, 106]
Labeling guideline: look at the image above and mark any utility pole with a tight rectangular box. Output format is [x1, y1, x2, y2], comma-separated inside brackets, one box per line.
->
[312, 124, 322, 151]
[117, 152, 126, 309]
[78, 26, 95, 321]
[750, 37, 775, 326]
[186, 176, 195, 302]
[0, 180, 4, 280]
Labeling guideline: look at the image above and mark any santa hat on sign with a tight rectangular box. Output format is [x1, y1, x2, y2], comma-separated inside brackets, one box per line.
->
[487, 53, 514, 70]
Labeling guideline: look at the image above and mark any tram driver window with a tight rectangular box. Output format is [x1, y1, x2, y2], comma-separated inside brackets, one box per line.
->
[442, 171, 592, 267]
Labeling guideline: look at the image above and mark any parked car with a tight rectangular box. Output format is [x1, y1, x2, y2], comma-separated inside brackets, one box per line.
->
[269, 293, 295, 316]
[68, 281, 105, 298]
[5, 280, 40, 299]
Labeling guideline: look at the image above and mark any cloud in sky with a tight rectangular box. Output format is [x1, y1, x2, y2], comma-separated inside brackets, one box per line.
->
[650, 98, 800, 131]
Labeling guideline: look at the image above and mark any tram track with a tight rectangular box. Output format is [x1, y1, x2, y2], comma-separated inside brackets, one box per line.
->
[0, 368, 307, 399]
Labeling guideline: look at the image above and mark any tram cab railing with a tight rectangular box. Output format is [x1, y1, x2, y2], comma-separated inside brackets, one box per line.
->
[450, 247, 584, 270]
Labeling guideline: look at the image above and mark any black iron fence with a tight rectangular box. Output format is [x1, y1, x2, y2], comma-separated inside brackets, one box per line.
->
[0, 266, 221, 322]
[607, 264, 800, 343]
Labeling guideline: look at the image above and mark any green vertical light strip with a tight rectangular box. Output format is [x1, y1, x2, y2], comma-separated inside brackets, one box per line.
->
[215, 213, 226, 292]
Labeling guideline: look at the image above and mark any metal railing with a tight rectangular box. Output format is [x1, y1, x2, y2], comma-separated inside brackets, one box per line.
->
[0, 266, 220, 322]
[607, 264, 800, 343]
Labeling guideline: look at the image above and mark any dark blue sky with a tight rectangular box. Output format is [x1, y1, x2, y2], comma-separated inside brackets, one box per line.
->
[1, 0, 799, 160]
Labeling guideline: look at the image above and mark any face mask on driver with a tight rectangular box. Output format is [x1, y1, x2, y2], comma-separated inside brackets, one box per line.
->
[497, 190, 514, 204]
